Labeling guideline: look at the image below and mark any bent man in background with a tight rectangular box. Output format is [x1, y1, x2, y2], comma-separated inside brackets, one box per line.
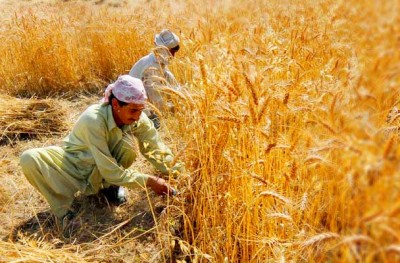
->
[129, 29, 181, 129]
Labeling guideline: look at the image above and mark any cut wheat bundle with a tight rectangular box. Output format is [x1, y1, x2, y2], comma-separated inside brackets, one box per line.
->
[0, 239, 87, 263]
[0, 185, 10, 212]
[0, 95, 68, 144]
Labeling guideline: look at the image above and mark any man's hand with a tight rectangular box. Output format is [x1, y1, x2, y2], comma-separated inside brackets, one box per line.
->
[146, 175, 176, 196]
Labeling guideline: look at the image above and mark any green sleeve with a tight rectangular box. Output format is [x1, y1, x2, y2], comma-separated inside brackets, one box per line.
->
[77, 113, 149, 188]
[133, 113, 175, 174]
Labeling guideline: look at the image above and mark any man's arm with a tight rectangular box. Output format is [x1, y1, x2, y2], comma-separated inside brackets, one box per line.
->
[164, 69, 180, 89]
[131, 113, 183, 175]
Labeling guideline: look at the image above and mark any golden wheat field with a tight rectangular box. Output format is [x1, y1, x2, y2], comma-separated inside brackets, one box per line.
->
[0, 0, 400, 262]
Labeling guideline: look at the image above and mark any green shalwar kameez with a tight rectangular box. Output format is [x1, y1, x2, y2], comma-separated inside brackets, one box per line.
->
[20, 103, 175, 218]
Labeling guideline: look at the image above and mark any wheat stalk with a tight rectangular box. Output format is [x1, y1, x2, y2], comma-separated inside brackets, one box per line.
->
[199, 58, 207, 85]
[301, 232, 340, 248]
[244, 72, 259, 106]
[249, 172, 270, 186]
[282, 92, 289, 105]
[224, 80, 240, 98]
[267, 213, 293, 221]
[159, 86, 188, 101]
[216, 115, 242, 124]
[290, 160, 297, 179]
[383, 135, 396, 159]
[146, 101, 163, 118]
[258, 190, 292, 205]
[265, 143, 277, 153]
[257, 97, 270, 123]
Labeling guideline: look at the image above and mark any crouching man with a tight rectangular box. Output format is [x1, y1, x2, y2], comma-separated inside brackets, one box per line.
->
[20, 75, 183, 232]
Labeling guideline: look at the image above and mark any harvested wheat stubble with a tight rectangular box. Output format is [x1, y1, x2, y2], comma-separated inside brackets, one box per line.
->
[0, 239, 87, 263]
[0, 95, 68, 145]
[0, 185, 10, 212]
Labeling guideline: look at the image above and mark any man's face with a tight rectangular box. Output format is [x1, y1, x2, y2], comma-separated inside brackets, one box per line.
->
[170, 49, 177, 57]
[169, 45, 180, 57]
[113, 100, 145, 126]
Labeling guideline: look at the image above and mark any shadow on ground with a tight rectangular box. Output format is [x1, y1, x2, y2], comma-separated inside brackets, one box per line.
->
[6, 191, 166, 246]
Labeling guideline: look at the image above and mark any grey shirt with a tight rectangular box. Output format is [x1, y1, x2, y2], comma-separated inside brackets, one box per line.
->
[129, 52, 178, 111]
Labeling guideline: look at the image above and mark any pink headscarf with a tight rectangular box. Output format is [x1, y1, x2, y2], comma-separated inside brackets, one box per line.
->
[102, 75, 147, 104]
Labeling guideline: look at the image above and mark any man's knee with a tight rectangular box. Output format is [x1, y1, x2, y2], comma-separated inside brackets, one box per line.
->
[20, 149, 39, 173]
[20, 149, 35, 166]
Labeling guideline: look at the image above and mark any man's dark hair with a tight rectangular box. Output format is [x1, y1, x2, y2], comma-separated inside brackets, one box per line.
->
[109, 91, 128, 106]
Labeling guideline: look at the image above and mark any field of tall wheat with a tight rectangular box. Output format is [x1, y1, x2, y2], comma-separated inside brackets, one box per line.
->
[0, 0, 399, 262]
